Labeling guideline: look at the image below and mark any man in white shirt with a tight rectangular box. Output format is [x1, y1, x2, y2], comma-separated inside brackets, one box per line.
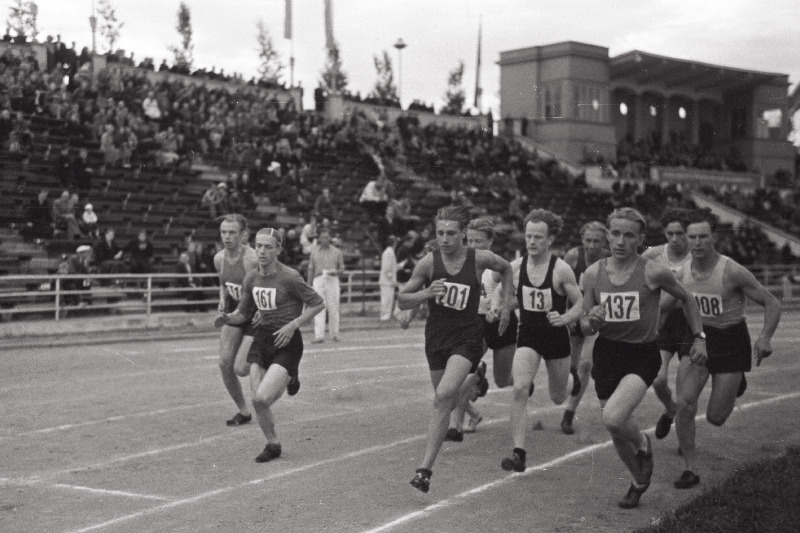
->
[308, 228, 345, 342]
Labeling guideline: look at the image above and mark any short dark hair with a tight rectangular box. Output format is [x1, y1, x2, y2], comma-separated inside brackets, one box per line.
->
[685, 208, 718, 232]
[435, 205, 472, 231]
[607, 207, 647, 233]
[467, 218, 496, 241]
[523, 209, 564, 237]
[221, 213, 248, 233]
[660, 208, 692, 230]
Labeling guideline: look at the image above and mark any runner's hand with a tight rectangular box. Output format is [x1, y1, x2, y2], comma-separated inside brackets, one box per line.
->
[251, 310, 263, 327]
[273, 321, 297, 349]
[485, 308, 498, 323]
[688, 338, 708, 366]
[547, 311, 568, 327]
[214, 313, 228, 329]
[586, 305, 606, 329]
[754, 336, 773, 367]
[427, 278, 447, 300]
[497, 306, 511, 336]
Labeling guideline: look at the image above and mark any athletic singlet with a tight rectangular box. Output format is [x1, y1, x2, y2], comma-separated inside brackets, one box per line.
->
[478, 269, 498, 315]
[425, 248, 482, 352]
[517, 254, 567, 330]
[680, 255, 745, 329]
[657, 244, 692, 277]
[219, 247, 252, 313]
[592, 257, 660, 344]
[573, 246, 588, 289]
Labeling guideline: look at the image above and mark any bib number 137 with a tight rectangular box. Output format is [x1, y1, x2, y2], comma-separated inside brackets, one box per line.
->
[599, 291, 640, 322]
[435, 282, 470, 311]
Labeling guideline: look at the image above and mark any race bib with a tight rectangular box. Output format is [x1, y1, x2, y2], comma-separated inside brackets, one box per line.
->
[521, 286, 552, 312]
[600, 291, 640, 322]
[693, 293, 723, 317]
[435, 282, 470, 311]
[225, 282, 242, 302]
[252, 287, 277, 311]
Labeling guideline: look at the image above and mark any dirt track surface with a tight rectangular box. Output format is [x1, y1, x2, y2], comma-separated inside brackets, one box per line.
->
[2, 310, 799, 532]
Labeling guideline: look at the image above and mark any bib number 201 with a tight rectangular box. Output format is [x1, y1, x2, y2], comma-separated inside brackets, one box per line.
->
[435, 282, 470, 311]
[600, 291, 640, 322]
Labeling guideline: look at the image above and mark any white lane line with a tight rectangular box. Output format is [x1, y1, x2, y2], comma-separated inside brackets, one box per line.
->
[200, 343, 424, 361]
[359, 390, 800, 533]
[0, 478, 169, 501]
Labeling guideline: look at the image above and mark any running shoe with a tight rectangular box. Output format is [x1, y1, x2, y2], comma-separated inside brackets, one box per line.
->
[464, 414, 483, 433]
[444, 428, 464, 442]
[475, 361, 489, 398]
[561, 410, 575, 435]
[287, 374, 300, 396]
[410, 469, 431, 493]
[737, 374, 747, 398]
[636, 434, 654, 488]
[226, 413, 252, 426]
[501, 451, 526, 473]
[528, 382, 535, 397]
[618, 483, 647, 509]
[255, 442, 282, 463]
[673, 470, 700, 489]
[655, 413, 674, 439]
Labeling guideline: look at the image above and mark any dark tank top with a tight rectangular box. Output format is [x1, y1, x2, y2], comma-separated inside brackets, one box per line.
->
[425, 248, 483, 353]
[219, 248, 248, 313]
[517, 254, 567, 331]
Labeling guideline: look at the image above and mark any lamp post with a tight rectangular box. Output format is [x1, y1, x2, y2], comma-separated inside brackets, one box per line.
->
[393, 38, 406, 108]
[89, 0, 97, 85]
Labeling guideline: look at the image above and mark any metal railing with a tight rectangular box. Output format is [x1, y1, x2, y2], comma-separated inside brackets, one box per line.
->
[0, 270, 382, 321]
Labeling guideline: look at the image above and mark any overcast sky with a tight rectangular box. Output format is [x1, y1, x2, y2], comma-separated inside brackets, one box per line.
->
[15, 0, 800, 117]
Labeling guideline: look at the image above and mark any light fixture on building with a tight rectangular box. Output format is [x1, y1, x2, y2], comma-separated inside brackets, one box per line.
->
[620, 102, 628, 116]
[649, 105, 657, 117]
[678, 106, 687, 119]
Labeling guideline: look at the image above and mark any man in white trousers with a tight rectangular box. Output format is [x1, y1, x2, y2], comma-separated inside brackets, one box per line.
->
[379, 236, 398, 321]
[308, 228, 344, 342]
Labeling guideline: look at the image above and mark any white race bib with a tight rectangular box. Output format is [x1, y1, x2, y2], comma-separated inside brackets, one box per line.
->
[435, 282, 471, 311]
[521, 286, 552, 312]
[225, 282, 242, 302]
[600, 291, 640, 322]
[693, 293, 723, 318]
[253, 287, 277, 311]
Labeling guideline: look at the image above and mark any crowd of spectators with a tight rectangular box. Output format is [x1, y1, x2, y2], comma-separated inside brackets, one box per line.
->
[701, 184, 800, 236]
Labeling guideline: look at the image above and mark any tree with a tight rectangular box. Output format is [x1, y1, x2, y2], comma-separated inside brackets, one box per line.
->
[97, 0, 123, 54]
[168, 2, 193, 72]
[255, 19, 284, 84]
[319, 41, 348, 92]
[441, 60, 466, 115]
[368, 50, 399, 106]
[5, 0, 38, 42]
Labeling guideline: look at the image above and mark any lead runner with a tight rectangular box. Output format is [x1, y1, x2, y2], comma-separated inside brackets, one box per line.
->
[398, 206, 514, 493]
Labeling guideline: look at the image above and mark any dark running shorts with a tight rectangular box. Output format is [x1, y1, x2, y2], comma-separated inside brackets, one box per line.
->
[679, 320, 752, 374]
[517, 323, 570, 360]
[426, 342, 484, 373]
[480, 313, 518, 350]
[657, 308, 690, 355]
[592, 337, 661, 401]
[247, 327, 303, 377]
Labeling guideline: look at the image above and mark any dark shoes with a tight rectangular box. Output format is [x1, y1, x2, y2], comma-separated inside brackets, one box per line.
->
[674, 470, 700, 489]
[444, 428, 464, 442]
[255, 442, 282, 463]
[287, 374, 300, 396]
[655, 413, 674, 439]
[475, 361, 489, 398]
[501, 451, 526, 473]
[226, 413, 252, 426]
[561, 410, 575, 435]
[618, 483, 648, 509]
[410, 468, 432, 493]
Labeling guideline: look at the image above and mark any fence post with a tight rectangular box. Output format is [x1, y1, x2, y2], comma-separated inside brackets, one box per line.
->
[54, 277, 61, 321]
[783, 276, 792, 302]
[361, 254, 367, 316]
[347, 272, 353, 304]
[146, 276, 152, 315]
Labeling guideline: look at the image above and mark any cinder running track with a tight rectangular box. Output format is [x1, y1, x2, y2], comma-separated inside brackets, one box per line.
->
[2, 309, 799, 532]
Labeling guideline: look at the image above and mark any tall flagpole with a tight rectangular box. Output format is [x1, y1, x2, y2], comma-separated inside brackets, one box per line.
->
[474, 17, 482, 112]
[285, 0, 294, 87]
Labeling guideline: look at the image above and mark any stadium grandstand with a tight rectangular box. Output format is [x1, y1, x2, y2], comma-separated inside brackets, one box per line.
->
[0, 33, 798, 327]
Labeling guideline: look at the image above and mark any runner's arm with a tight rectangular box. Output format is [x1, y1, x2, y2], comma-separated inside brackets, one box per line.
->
[477, 250, 514, 334]
[732, 263, 781, 365]
[213, 252, 225, 313]
[578, 265, 605, 335]
[650, 262, 707, 363]
[396, 254, 440, 310]
[550, 261, 583, 327]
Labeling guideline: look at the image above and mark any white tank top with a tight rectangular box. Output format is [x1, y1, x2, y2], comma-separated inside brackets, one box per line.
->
[478, 269, 498, 315]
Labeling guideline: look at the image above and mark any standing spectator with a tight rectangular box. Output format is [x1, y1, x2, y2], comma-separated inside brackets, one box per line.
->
[299, 214, 318, 256]
[100, 124, 119, 167]
[23, 189, 52, 240]
[125, 230, 154, 274]
[58, 245, 93, 309]
[80, 203, 99, 239]
[93, 228, 125, 276]
[313, 187, 335, 220]
[174, 252, 204, 311]
[308, 228, 344, 343]
[52, 190, 81, 240]
[71, 148, 93, 192]
[200, 183, 223, 219]
[359, 176, 389, 222]
[379, 235, 398, 321]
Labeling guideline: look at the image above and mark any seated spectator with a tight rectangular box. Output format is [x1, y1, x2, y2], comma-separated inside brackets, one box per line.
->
[51, 190, 82, 240]
[71, 148, 93, 192]
[359, 176, 389, 222]
[314, 187, 335, 219]
[23, 189, 52, 241]
[200, 183, 224, 219]
[100, 124, 119, 166]
[80, 203, 99, 239]
[142, 90, 161, 120]
[93, 228, 125, 276]
[125, 230, 154, 274]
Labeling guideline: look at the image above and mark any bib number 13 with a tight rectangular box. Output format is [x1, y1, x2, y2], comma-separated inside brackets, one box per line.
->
[600, 291, 640, 322]
[435, 282, 470, 311]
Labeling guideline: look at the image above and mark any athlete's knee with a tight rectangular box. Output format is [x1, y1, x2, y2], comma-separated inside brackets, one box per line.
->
[511, 381, 530, 402]
[219, 358, 234, 373]
[706, 407, 732, 427]
[550, 390, 568, 405]
[676, 395, 698, 417]
[433, 388, 459, 411]
[234, 361, 250, 377]
[252, 391, 273, 410]
[578, 359, 592, 377]
[652, 373, 669, 391]
[493, 371, 512, 388]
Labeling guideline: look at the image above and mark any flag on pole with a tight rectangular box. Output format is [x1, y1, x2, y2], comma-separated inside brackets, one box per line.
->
[284, 0, 292, 40]
[324, 0, 335, 50]
[473, 18, 482, 109]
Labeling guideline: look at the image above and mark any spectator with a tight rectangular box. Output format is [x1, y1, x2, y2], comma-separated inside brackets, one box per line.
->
[359, 176, 389, 222]
[100, 124, 119, 166]
[58, 245, 93, 309]
[93, 228, 125, 276]
[80, 203, 99, 239]
[125, 230, 154, 274]
[71, 148, 93, 192]
[314, 187, 335, 219]
[23, 189, 52, 240]
[51, 190, 82, 240]
[308, 228, 344, 343]
[200, 183, 224, 219]
[379, 235, 398, 321]
[300, 214, 318, 255]
[142, 90, 161, 120]
[173, 251, 204, 311]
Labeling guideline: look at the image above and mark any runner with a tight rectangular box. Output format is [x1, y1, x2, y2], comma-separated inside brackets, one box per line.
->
[560, 221, 609, 434]
[642, 208, 693, 440]
[399, 206, 514, 493]
[670, 209, 781, 489]
[215, 228, 325, 463]
[446, 218, 517, 440]
[579, 207, 706, 508]
[500, 209, 583, 472]
[214, 214, 259, 426]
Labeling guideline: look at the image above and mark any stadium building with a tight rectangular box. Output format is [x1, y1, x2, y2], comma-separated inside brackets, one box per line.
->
[498, 41, 796, 179]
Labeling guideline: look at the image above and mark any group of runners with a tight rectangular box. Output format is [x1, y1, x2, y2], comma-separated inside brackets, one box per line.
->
[208, 203, 781, 509]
